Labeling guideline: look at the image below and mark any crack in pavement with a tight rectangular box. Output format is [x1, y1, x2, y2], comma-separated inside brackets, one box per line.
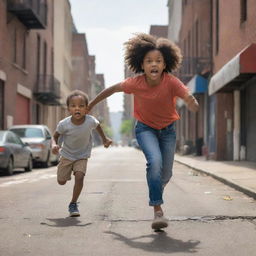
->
[100, 215, 256, 223]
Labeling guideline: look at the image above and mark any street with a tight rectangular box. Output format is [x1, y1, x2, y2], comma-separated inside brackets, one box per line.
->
[0, 146, 256, 256]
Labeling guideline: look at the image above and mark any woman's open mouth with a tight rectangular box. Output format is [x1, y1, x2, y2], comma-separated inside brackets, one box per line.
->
[150, 70, 159, 77]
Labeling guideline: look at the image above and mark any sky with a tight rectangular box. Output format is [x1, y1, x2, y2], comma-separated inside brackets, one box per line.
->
[69, 0, 168, 112]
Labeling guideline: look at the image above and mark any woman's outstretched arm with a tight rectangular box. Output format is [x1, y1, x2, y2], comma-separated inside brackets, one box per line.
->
[88, 83, 123, 112]
[183, 92, 199, 113]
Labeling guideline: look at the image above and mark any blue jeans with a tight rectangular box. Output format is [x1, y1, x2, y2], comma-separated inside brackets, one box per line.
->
[135, 121, 176, 206]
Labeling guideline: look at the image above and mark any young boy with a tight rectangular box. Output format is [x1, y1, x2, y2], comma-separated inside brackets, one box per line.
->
[52, 90, 112, 217]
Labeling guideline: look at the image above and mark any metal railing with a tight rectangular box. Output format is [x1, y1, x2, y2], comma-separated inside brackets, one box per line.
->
[34, 75, 60, 105]
[7, 0, 47, 29]
[179, 57, 210, 83]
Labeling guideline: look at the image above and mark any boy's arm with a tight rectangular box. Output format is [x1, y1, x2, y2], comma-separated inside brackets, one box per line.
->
[183, 92, 199, 113]
[52, 131, 60, 154]
[88, 83, 123, 112]
[96, 124, 112, 148]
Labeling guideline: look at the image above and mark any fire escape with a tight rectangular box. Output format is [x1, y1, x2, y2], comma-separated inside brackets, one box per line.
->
[7, 0, 47, 29]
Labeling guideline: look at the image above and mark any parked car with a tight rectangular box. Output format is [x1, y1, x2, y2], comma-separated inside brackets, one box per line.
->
[0, 130, 33, 175]
[9, 125, 58, 167]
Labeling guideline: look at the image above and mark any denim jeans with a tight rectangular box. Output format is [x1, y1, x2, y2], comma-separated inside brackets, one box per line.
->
[135, 121, 176, 206]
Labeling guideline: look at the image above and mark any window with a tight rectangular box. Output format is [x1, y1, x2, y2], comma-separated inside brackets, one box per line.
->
[43, 41, 47, 75]
[215, 0, 219, 54]
[10, 128, 44, 138]
[13, 28, 17, 63]
[22, 32, 27, 69]
[241, 0, 247, 23]
[195, 20, 199, 58]
[0, 81, 4, 129]
[36, 35, 41, 75]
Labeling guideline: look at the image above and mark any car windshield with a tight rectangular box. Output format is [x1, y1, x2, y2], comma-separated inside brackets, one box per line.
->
[11, 128, 44, 138]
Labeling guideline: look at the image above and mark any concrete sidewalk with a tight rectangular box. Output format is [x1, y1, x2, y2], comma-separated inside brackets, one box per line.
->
[175, 154, 256, 199]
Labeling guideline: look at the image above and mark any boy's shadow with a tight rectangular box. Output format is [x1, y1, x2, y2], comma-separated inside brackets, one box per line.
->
[105, 231, 200, 254]
[40, 218, 92, 228]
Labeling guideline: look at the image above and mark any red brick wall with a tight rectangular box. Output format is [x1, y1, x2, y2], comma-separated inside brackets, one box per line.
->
[179, 0, 211, 58]
[0, 0, 55, 128]
[212, 0, 256, 72]
[71, 33, 90, 94]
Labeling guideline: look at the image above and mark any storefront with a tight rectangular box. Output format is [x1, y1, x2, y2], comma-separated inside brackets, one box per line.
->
[209, 44, 256, 161]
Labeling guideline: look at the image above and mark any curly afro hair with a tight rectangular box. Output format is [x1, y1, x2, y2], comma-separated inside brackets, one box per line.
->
[124, 33, 182, 74]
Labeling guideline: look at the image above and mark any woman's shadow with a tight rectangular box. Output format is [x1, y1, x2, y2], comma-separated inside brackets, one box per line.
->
[105, 231, 200, 254]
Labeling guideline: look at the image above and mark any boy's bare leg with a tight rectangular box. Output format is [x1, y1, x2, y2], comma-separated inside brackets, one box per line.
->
[71, 171, 84, 203]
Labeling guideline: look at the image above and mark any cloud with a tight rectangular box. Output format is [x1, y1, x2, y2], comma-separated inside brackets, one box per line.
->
[81, 26, 148, 112]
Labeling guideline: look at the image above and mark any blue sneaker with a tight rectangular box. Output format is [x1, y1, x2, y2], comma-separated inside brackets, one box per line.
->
[69, 202, 80, 217]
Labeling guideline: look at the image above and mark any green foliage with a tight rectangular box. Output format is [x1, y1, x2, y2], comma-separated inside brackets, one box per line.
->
[120, 119, 133, 135]
[101, 123, 113, 138]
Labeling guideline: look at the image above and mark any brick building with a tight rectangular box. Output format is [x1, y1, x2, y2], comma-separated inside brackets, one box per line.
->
[168, 0, 256, 162]
[0, 0, 60, 131]
[71, 33, 91, 95]
[168, 0, 211, 156]
[53, 0, 73, 130]
[208, 0, 256, 161]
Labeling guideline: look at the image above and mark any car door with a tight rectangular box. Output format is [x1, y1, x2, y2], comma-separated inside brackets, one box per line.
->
[6, 132, 22, 167]
[12, 133, 28, 167]
[44, 127, 52, 159]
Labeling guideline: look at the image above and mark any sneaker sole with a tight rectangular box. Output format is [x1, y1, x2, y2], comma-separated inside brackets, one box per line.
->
[69, 212, 80, 217]
[151, 220, 168, 230]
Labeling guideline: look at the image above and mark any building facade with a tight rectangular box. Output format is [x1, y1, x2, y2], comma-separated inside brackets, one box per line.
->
[168, 0, 256, 162]
[53, 0, 73, 130]
[209, 0, 256, 161]
[0, 0, 60, 131]
[168, 0, 211, 156]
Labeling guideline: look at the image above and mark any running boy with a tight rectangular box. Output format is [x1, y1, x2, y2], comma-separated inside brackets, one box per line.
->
[87, 33, 199, 230]
[52, 90, 112, 217]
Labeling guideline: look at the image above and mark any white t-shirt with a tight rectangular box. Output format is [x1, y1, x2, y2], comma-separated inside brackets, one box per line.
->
[56, 115, 99, 161]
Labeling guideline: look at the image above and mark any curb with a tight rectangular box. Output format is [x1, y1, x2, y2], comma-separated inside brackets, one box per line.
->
[175, 159, 256, 200]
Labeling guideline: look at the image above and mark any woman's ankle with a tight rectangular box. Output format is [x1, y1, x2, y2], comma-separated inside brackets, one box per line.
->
[153, 205, 163, 213]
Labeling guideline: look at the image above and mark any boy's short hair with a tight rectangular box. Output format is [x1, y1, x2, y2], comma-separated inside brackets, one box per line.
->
[66, 90, 89, 106]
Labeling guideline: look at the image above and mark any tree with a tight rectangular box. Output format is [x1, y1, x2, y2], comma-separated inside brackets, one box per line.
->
[120, 119, 133, 136]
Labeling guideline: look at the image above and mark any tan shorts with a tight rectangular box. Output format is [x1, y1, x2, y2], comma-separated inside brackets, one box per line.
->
[57, 157, 88, 182]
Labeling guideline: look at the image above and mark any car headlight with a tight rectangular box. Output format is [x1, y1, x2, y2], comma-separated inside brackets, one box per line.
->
[29, 144, 46, 149]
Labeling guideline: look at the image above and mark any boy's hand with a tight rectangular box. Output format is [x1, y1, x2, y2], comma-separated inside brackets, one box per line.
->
[103, 138, 112, 148]
[52, 145, 60, 155]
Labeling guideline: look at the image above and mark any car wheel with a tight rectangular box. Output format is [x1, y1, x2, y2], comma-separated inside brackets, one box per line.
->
[5, 157, 14, 176]
[24, 155, 33, 172]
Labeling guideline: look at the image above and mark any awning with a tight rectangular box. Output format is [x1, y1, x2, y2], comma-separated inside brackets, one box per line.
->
[187, 75, 208, 94]
[209, 44, 256, 95]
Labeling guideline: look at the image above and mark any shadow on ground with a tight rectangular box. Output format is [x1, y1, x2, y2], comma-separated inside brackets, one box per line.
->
[105, 231, 200, 254]
[40, 218, 92, 227]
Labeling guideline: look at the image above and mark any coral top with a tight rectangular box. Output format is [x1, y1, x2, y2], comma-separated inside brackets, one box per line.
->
[120, 72, 188, 130]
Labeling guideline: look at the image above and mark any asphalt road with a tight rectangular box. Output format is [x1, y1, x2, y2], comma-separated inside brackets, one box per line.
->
[0, 146, 255, 256]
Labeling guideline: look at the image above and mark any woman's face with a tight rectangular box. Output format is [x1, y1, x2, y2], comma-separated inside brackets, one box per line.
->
[141, 49, 166, 85]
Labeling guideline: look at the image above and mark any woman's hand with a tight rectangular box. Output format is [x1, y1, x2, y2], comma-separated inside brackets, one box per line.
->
[184, 94, 199, 113]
